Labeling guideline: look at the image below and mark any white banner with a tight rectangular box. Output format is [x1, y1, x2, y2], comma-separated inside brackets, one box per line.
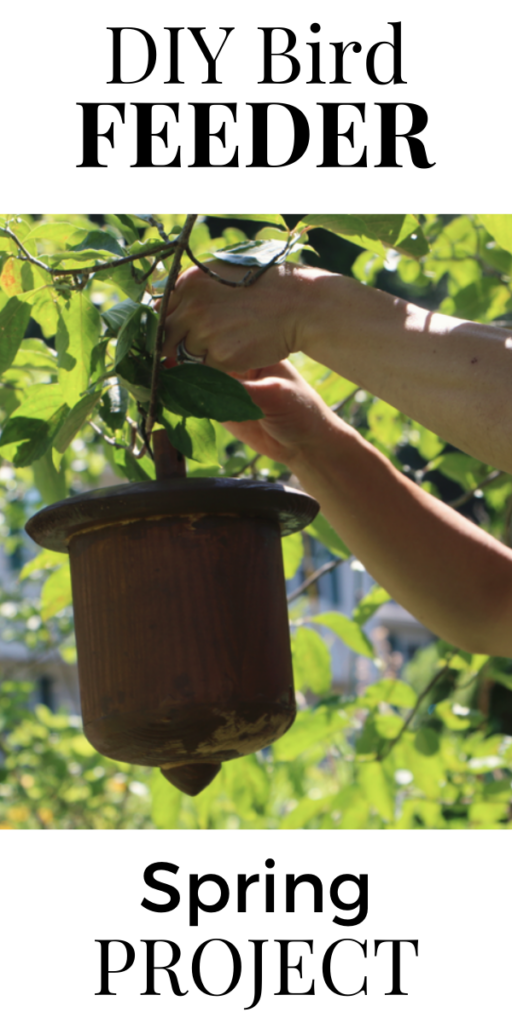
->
[1, 0, 511, 211]
[1, 830, 508, 1021]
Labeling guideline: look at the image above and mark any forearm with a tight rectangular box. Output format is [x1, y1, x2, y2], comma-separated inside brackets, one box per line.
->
[289, 415, 512, 656]
[294, 271, 512, 473]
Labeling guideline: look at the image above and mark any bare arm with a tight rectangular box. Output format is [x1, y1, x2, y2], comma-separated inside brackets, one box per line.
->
[297, 271, 512, 474]
[164, 263, 512, 473]
[223, 363, 512, 657]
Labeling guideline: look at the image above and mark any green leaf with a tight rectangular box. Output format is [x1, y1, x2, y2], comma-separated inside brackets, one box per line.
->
[40, 563, 72, 620]
[209, 214, 288, 228]
[214, 238, 302, 267]
[357, 762, 394, 820]
[19, 549, 67, 580]
[101, 298, 140, 333]
[302, 215, 428, 259]
[304, 512, 350, 559]
[361, 678, 416, 709]
[291, 626, 331, 694]
[55, 292, 101, 407]
[53, 391, 102, 453]
[272, 705, 347, 760]
[158, 411, 219, 465]
[353, 585, 391, 626]
[32, 449, 67, 504]
[13, 339, 58, 374]
[23, 222, 87, 247]
[281, 532, 304, 580]
[0, 384, 69, 467]
[0, 385, 20, 418]
[104, 214, 148, 245]
[477, 215, 512, 257]
[414, 727, 440, 755]
[440, 278, 511, 323]
[430, 452, 485, 491]
[114, 304, 145, 365]
[415, 424, 444, 461]
[0, 297, 32, 374]
[311, 611, 374, 657]
[114, 306, 158, 365]
[114, 448, 155, 482]
[99, 264, 146, 302]
[374, 713, 403, 739]
[70, 230, 124, 257]
[367, 399, 403, 449]
[159, 365, 263, 422]
[98, 383, 128, 431]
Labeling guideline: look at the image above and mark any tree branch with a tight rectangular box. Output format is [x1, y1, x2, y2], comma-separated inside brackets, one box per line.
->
[287, 557, 344, 603]
[448, 469, 506, 509]
[145, 215, 198, 439]
[331, 387, 359, 417]
[185, 238, 294, 289]
[231, 453, 261, 478]
[1, 225, 177, 279]
[377, 649, 458, 761]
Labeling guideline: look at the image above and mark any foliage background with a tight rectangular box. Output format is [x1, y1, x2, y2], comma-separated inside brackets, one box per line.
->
[1, 212, 512, 830]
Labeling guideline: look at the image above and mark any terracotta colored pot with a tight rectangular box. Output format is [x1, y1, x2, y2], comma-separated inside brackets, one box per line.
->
[26, 477, 318, 795]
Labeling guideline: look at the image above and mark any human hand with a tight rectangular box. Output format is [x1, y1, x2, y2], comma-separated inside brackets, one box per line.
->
[161, 260, 323, 373]
[222, 360, 343, 468]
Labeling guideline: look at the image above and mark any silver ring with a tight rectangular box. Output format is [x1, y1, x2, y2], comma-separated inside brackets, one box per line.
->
[176, 339, 204, 365]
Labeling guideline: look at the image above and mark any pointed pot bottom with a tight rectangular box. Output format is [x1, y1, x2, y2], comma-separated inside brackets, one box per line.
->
[160, 762, 221, 796]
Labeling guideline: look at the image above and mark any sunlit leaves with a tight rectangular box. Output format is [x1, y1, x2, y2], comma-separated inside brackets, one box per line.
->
[19, 549, 67, 580]
[291, 626, 331, 694]
[304, 512, 350, 559]
[55, 292, 100, 407]
[0, 297, 32, 374]
[159, 365, 263, 422]
[40, 562, 72, 621]
[367, 399, 403, 449]
[272, 705, 347, 761]
[357, 762, 394, 820]
[301, 214, 428, 259]
[0, 384, 68, 467]
[214, 237, 304, 267]
[353, 585, 390, 627]
[360, 678, 416, 709]
[158, 410, 219, 465]
[53, 391, 102, 453]
[477, 215, 512, 257]
[282, 532, 304, 580]
[98, 383, 128, 431]
[311, 611, 374, 657]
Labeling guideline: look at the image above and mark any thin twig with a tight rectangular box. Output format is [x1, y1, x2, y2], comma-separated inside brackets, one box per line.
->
[377, 649, 458, 761]
[146, 216, 171, 244]
[449, 469, 506, 509]
[331, 387, 359, 417]
[185, 238, 293, 289]
[231, 453, 261, 478]
[145, 215, 198, 439]
[89, 418, 148, 460]
[88, 420, 125, 449]
[141, 256, 163, 283]
[1, 225, 177, 278]
[287, 557, 344, 603]
[1, 227, 50, 272]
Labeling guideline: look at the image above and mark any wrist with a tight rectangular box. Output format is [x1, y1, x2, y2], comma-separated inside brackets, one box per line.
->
[286, 408, 357, 480]
[288, 269, 362, 361]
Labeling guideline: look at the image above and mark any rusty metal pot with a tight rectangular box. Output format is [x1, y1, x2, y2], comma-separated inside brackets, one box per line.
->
[26, 473, 318, 795]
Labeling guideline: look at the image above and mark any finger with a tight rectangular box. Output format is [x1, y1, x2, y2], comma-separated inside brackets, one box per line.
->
[162, 310, 208, 363]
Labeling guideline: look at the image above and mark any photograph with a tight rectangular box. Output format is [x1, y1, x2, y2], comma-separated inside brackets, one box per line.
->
[1, 211, 511, 831]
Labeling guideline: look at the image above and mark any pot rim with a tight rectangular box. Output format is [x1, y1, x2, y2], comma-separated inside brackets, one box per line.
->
[25, 477, 320, 553]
